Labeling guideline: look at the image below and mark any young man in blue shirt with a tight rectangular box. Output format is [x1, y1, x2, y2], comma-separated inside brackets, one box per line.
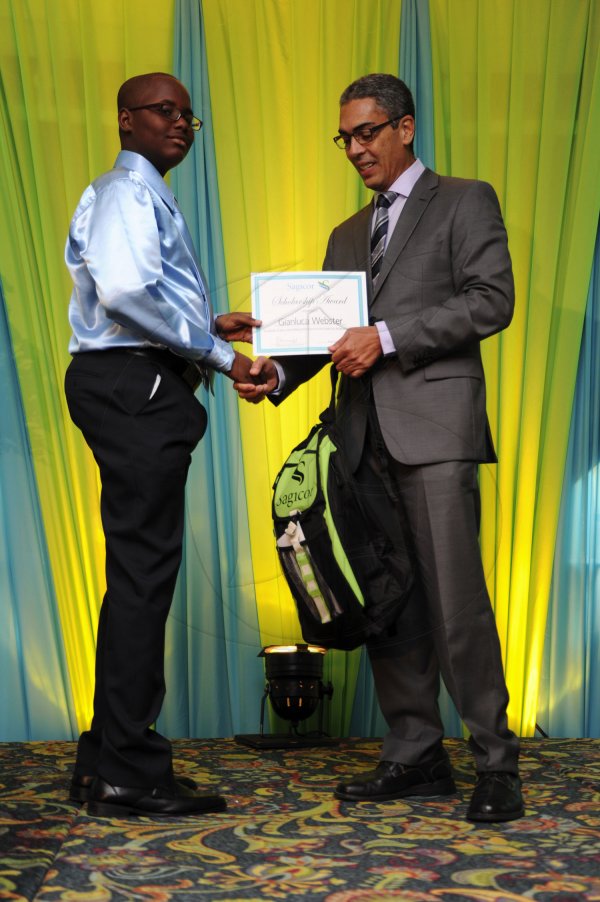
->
[65, 72, 257, 817]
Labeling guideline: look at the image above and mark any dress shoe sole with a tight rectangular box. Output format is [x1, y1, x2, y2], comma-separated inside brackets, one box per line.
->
[466, 804, 524, 823]
[334, 777, 457, 802]
[69, 775, 198, 805]
[87, 796, 227, 818]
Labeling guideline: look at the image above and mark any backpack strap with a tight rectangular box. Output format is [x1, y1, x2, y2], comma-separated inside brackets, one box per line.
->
[321, 364, 400, 506]
[319, 364, 339, 427]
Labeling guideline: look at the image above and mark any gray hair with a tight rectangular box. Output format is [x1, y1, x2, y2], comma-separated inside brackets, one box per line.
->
[340, 74, 415, 120]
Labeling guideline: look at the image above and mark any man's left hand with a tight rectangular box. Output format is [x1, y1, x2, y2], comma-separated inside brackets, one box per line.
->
[329, 326, 382, 377]
[215, 312, 261, 343]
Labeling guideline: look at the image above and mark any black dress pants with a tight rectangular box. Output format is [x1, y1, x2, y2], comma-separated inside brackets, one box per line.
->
[65, 350, 207, 787]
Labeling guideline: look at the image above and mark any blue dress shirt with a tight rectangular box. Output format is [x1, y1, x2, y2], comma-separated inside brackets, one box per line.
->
[66, 150, 234, 372]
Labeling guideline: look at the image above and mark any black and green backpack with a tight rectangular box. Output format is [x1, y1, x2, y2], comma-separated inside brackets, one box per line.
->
[272, 368, 412, 650]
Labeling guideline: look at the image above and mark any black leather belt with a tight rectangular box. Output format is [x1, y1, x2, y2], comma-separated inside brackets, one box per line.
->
[127, 348, 207, 391]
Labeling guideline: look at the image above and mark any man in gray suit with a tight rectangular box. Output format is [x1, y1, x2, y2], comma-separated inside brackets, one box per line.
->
[236, 74, 523, 823]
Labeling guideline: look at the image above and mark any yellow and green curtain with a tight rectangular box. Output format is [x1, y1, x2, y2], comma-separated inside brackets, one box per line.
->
[1, 0, 599, 742]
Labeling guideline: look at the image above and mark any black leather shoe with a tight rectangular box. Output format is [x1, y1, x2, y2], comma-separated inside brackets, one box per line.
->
[335, 755, 456, 802]
[86, 777, 226, 817]
[69, 772, 197, 804]
[467, 772, 524, 822]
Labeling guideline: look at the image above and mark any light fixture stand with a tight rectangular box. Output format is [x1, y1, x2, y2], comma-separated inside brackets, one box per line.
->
[234, 644, 339, 749]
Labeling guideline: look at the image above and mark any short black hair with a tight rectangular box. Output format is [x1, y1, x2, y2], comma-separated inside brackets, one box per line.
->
[340, 73, 415, 120]
[117, 72, 180, 110]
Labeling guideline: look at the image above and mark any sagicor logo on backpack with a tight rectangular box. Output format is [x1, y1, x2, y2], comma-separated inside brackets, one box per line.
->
[291, 462, 305, 485]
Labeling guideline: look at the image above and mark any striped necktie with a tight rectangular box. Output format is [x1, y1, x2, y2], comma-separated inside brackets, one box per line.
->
[371, 191, 398, 284]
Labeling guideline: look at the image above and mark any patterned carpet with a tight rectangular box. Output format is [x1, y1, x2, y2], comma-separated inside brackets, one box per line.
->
[0, 737, 599, 901]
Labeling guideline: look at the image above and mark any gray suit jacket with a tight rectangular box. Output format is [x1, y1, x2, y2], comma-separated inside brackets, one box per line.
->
[273, 168, 514, 471]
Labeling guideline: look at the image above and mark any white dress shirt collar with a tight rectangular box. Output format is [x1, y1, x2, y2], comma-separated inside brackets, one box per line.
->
[382, 157, 426, 201]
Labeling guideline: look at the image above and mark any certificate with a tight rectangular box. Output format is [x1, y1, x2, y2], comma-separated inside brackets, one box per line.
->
[251, 271, 368, 356]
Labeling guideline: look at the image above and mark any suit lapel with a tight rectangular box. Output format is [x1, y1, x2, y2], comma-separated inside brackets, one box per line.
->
[373, 168, 439, 301]
[350, 205, 373, 271]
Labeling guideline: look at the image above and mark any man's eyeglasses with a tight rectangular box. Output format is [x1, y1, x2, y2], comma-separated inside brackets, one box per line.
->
[127, 103, 202, 131]
[333, 116, 401, 149]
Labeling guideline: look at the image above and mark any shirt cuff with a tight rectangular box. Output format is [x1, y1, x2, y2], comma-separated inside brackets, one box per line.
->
[203, 335, 236, 372]
[268, 360, 286, 396]
[375, 321, 396, 356]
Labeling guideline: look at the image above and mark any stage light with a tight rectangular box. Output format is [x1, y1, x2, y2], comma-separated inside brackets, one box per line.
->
[234, 644, 337, 749]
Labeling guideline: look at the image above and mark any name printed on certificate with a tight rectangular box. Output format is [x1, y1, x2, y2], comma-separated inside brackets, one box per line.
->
[251, 271, 368, 356]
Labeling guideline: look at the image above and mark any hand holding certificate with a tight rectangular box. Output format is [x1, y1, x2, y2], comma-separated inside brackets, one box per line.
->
[251, 271, 368, 356]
